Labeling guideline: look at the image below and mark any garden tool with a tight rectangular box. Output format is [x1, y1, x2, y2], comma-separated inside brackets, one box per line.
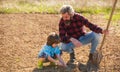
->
[87, 0, 118, 71]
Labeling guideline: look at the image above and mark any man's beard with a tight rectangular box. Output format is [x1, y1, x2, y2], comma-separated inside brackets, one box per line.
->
[64, 20, 71, 25]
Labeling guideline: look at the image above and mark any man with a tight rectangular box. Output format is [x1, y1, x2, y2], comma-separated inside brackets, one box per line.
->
[59, 5, 108, 64]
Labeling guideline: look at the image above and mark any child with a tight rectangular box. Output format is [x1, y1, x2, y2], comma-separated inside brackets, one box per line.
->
[38, 32, 67, 69]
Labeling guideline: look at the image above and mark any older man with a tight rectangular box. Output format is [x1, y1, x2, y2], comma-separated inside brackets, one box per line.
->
[59, 5, 108, 64]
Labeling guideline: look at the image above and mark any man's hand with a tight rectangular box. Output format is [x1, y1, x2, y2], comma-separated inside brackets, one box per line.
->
[70, 37, 82, 47]
[102, 29, 109, 35]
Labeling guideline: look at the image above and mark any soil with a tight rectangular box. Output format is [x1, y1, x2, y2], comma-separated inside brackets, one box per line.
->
[0, 14, 120, 72]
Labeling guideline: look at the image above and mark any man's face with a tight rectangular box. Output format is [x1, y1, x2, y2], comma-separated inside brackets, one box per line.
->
[62, 12, 70, 21]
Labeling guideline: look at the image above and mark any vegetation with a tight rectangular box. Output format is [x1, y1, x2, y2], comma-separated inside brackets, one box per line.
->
[0, 0, 120, 21]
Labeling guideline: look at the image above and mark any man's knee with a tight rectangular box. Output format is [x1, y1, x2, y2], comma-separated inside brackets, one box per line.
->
[60, 46, 73, 53]
[60, 43, 74, 53]
[92, 32, 101, 41]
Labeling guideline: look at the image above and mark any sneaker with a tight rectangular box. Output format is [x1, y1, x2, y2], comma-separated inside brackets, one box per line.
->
[50, 62, 56, 66]
[38, 61, 43, 69]
[38, 65, 43, 70]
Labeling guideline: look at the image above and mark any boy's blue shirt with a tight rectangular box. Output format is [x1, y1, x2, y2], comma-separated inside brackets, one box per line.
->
[38, 44, 61, 58]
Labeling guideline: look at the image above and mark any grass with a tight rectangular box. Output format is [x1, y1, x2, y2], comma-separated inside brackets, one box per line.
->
[105, 12, 120, 22]
[0, 1, 61, 14]
[0, 1, 120, 21]
[75, 6, 120, 22]
[75, 7, 103, 14]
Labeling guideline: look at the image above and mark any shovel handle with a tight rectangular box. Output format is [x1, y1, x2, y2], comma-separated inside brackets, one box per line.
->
[99, 0, 118, 51]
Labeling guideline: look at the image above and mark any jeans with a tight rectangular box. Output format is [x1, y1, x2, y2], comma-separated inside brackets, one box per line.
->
[60, 32, 101, 54]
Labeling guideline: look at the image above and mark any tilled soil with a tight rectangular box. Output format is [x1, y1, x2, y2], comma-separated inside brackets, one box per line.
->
[0, 14, 120, 72]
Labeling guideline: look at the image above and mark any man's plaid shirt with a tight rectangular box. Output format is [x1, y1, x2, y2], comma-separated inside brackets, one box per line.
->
[59, 13, 103, 43]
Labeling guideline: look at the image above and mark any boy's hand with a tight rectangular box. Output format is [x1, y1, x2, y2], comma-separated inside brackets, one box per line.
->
[60, 62, 67, 67]
[63, 63, 67, 67]
[55, 62, 63, 66]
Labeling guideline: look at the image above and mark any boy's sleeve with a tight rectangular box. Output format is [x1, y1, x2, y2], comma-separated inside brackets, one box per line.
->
[54, 46, 61, 55]
[44, 48, 51, 57]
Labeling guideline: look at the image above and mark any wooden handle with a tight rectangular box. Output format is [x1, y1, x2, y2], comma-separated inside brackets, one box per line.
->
[99, 0, 117, 51]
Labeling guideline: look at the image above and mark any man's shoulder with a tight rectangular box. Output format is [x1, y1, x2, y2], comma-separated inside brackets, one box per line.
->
[74, 13, 79, 15]
[75, 13, 85, 18]
[73, 13, 82, 20]
[59, 18, 64, 25]
[60, 18, 64, 22]
[74, 13, 85, 20]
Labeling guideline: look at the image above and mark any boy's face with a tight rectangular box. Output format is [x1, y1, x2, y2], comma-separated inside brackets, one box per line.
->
[52, 43, 58, 48]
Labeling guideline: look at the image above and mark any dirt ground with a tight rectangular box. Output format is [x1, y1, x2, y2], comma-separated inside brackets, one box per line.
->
[0, 14, 120, 72]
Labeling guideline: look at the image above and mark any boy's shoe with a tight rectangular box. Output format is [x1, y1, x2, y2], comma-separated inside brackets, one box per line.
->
[50, 62, 56, 66]
[38, 61, 43, 69]
[38, 66, 43, 69]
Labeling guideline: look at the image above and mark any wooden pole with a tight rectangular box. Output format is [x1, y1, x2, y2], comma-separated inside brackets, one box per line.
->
[99, 0, 118, 51]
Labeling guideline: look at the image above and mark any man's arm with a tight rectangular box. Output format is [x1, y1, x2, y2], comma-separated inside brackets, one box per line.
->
[79, 15, 103, 33]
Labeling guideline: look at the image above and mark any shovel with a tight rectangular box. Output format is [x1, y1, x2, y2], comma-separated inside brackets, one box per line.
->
[87, 0, 118, 71]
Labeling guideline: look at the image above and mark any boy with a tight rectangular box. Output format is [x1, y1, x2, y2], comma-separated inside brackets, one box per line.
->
[38, 32, 67, 69]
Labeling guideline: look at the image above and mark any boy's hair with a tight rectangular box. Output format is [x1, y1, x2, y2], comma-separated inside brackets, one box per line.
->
[47, 32, 60, 46]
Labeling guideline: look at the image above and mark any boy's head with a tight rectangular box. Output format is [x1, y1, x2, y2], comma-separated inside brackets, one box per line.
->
[47, 32, 60, 47]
